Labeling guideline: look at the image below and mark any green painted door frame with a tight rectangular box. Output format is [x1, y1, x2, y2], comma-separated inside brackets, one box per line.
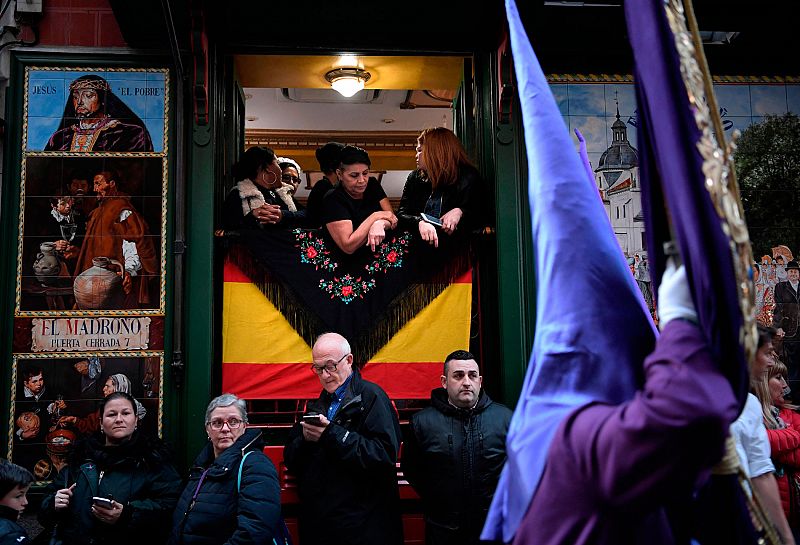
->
[179, 50, 244, 466]
[473, 51, 536, 407]
[180, 116, 215, 466]
[0, 53, 27, 437]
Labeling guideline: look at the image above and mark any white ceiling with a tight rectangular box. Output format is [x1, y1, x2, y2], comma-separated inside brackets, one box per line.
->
[244, 88, 453, 132]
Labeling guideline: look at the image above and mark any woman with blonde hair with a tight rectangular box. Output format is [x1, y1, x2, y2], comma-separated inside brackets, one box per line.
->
[398, 127, 484, 248]
[754, 359, 800, 531]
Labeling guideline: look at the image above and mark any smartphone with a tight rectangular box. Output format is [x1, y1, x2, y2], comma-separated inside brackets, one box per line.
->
[92, 496, 114, 509]
[420, 213, 443, 228]
[303, 414, 324, 427]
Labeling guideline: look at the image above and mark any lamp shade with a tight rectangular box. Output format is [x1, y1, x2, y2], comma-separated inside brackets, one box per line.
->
[325, 68, 371, 98]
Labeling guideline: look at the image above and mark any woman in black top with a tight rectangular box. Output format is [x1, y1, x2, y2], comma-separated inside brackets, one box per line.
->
[222, 146, 304, 229]
[306, 142, 344, 228]
[322, 146, 397, 254]
[398, 127, 483, 248]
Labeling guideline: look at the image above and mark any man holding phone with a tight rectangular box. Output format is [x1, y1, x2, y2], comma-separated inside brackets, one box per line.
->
[284, 333, 403, 545]
[91, 496, 114, 510]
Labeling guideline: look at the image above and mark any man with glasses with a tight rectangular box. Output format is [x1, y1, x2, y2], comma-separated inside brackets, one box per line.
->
[274, 157, 305, 220]
[278, 158, 302, 195]
[401, 350, 511, 545]
[284, 332, 403, 545]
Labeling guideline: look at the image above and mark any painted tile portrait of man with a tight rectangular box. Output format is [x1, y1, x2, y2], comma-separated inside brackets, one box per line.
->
[25, 68, 166, 153]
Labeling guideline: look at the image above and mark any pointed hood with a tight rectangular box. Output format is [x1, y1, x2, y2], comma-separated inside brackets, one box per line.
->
[574, 129, 596, 188]
[482, 1, 657, 541]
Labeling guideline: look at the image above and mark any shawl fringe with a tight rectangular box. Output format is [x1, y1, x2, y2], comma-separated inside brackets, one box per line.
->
[225, 239, 472, 364]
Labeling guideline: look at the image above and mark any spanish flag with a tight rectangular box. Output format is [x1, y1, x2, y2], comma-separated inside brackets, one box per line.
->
[221, 259, 472, 399]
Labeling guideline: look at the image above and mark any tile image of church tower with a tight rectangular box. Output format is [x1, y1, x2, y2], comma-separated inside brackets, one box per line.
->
[594, 104, 644, 258]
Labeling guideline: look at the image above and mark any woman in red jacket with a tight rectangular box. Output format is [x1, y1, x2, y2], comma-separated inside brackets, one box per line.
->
[757, 359, 800, 530]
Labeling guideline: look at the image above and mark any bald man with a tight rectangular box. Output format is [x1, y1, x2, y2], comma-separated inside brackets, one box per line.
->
[284, 333, 403, 545]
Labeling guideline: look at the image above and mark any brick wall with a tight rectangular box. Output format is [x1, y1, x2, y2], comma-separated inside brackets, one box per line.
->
[26, 0, 126, 47]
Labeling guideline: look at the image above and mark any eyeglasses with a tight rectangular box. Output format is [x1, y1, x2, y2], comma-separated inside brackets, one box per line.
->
[206, 418, 243, 431]
[281, 174, 301, 183]
[310, 353, 349, 375]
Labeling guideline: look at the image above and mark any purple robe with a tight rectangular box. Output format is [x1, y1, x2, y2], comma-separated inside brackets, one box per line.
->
[513, 320, 738, 545]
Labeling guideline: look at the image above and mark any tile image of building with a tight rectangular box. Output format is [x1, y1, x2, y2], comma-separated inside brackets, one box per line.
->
[595, 105, 643, 257]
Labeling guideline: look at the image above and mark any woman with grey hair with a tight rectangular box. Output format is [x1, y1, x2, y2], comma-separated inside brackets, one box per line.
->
[169, 394, 282, 545]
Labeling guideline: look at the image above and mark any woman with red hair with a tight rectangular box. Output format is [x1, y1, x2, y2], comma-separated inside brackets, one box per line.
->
[398, 127, 484, 248]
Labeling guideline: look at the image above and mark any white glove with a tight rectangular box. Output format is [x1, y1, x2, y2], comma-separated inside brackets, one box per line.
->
[657, 258, 698, 329]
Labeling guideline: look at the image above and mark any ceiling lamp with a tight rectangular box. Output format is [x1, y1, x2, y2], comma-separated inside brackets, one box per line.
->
[325, 67, 371, 98]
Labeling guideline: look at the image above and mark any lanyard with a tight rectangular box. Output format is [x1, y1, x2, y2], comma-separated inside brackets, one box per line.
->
[188, 467, 212, 511]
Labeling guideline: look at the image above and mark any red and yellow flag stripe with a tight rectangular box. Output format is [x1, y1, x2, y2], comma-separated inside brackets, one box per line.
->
[221, 261, 472, 399]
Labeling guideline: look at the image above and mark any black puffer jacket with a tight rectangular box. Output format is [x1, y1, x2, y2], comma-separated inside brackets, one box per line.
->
[402, 389, 512, 545]
[284, 371, 403, 545]
[39, 431, 181, 545]
[169, 429, 280, 545]
[0, 505, 28, 545]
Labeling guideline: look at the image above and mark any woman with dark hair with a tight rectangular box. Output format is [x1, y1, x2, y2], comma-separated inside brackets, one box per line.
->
[398, 127, 484, 248]
[306, 142, 345, 228]
[44, 74, 154, 152]
[39, 392, 181, 545]
[322, 145, 397, 254]
[223, 146, 305, 230]
[169, 394, 281, 545]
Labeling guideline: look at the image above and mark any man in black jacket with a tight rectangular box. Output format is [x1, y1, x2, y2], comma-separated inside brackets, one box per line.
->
[774, 260, 800, 380]
[284, 333, 403, 545]
[402, 350, 512, 545]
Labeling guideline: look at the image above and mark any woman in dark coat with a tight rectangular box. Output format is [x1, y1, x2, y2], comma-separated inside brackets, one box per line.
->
[398, 127, 484, 248]
[39, 392, 181, 545]
[170, 394, 281, 545]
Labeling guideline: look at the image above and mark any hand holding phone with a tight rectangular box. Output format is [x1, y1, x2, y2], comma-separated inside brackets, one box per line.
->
[420, 213, 443, 228]
[303, 414, 325, 427]
[92, 496, 114, 510]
